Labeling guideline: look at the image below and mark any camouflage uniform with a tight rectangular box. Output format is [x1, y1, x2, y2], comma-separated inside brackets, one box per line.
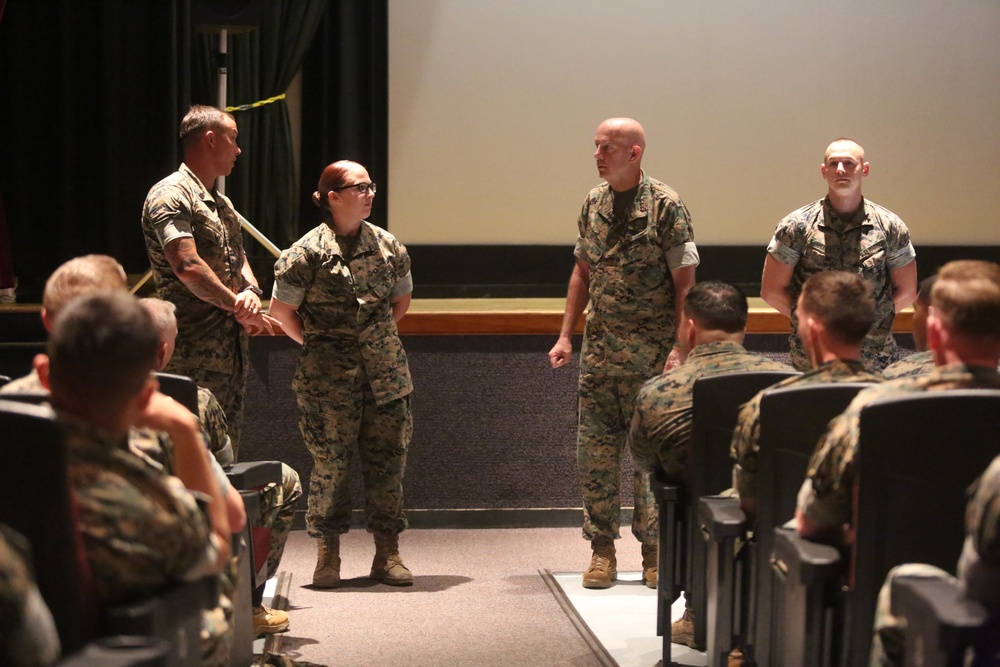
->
[0, 524, 60, 666]
[142, 163, 250, 458]
[575, 174, 698, 543]
[798, 364, 1000, 532]
[197, 385, 234, 466]
[881, 350, 934, 380]
[629, 341, 795, 487]
[198, 384, 303, 575]
[767, 198, 916, 373]
[59, 406, 221, 578]
[4, 375, 236, 663]
[730, 358, 880, 502]
[273, 220, 413, 538]
[870, 453, 1000, 666]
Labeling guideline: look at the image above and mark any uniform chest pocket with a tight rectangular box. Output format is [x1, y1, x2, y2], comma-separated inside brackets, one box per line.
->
[356, 262, 396, 304]
[320, 261, 356, 298]
[190, 204, 229, 246]
[859, 241, 886, 271]
[617, 230, 665, 294]
[801, 238, 830, 270]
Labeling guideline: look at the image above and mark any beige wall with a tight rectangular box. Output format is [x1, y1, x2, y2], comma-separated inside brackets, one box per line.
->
[388, 0, 1000, 246]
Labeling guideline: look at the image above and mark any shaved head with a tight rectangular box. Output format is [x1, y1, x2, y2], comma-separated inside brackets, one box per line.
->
[598, 118, 646, 151]
[824, 138, 865, 162]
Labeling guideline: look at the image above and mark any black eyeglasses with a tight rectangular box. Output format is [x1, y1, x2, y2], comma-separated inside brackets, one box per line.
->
[333, 182, 377, 195]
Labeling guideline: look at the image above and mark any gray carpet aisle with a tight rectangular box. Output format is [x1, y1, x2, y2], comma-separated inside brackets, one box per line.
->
[266, 527, 652, 666]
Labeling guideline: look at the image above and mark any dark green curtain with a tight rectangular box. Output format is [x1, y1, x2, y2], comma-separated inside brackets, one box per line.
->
[299, 0, 388, 233]
[0, 1, 179, 301]
[193, 0, 327, 289]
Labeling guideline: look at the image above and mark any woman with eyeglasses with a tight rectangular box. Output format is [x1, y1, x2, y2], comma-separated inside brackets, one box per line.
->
[269, 160, 415, 589]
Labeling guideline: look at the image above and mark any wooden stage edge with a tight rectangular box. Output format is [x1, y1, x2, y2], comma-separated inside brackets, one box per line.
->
[0, 299, 914, 337]
[394, 308, 914, 336]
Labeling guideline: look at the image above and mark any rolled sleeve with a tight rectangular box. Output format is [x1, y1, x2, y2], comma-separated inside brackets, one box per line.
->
[796, 477, 852, 530]
[391, 271, 413, 299]
[271, 278, 306, 308]
[887, 242, 916, 270]
[767, 236, 800, 266]
[667, 241, 700, 271]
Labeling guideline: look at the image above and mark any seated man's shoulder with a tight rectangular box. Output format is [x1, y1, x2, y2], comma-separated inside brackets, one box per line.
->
[0, 371, 45, 396]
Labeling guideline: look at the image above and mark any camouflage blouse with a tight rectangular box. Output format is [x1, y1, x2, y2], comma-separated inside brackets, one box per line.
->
[61, 412, 219, 605]
[141, 163, 248, 374]
[273, 221, 413, 405]
[574, 174, 696, 375]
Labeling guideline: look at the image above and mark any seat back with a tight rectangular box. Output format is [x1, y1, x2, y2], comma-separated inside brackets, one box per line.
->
[752, 381, 874, 665]
[691, 371, 800, 503]
[154, 372, 199, 417]
[847, 390, 1000, 665]
[688, 370, 798, 646]
[0, 399, 89, 653]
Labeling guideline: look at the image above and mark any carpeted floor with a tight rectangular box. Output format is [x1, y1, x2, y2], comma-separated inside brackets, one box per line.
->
[261, 526, 663, 666]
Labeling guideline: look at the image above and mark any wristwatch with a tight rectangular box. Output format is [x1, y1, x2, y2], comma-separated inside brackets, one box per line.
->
[242, 284, 263, 297]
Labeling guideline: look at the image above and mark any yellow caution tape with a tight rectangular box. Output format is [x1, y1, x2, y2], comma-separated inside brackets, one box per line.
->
[225, 93, 286, 113]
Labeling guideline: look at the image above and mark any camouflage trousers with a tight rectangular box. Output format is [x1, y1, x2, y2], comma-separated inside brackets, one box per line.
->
[167, 357, 247, 460]
[254, 462, 304, 576]
[297, 391, 411, 537]
[869, 563, 955, 667]
[789, 332, 898, 374]
[578, 370, 658, 544]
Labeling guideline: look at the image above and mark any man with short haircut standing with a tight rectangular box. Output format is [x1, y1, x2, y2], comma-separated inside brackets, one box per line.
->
[142, 105, 274, 458]
[550, 117, 700, 590]
[760, 138, 917, 372]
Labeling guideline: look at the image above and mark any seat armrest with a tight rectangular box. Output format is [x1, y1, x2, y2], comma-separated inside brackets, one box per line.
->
[891, 575, 989, 660]
[58, 636, 170, 666]
[101, 576, 216, 666]
[772, 527, 842, 585]
[225, 461, 281, 489]
[697, 496, 746, 541]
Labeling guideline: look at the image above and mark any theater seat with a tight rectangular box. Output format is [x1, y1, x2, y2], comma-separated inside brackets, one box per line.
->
[734, 381, 874, 666]
[769, 389, 1000, 667]
[652, 370, 796, 665]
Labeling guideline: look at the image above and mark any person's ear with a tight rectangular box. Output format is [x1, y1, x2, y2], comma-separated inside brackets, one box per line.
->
[862, 161, 870, 177]
[686, 318, 698, 348]
[33, 354, 51, 390]
[820, 163, 828, 178]
[926, 310, 945, 351]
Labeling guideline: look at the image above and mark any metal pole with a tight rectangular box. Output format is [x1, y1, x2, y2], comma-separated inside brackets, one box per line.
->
[217, 28, 227, 195]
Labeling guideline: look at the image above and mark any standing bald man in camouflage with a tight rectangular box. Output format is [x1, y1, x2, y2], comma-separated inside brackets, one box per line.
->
[549, 118, 699, 589]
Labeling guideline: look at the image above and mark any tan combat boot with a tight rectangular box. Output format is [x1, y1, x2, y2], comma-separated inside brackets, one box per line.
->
[671, 606, 699, 648]
[641, 543, 658, 589]
[582, 536, 617, 589]
[312, 534, 341, 588]
[371, 533, 414, 586]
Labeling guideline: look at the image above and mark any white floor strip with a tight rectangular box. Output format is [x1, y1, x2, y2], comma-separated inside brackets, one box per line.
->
[550, 571, 707, 667]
